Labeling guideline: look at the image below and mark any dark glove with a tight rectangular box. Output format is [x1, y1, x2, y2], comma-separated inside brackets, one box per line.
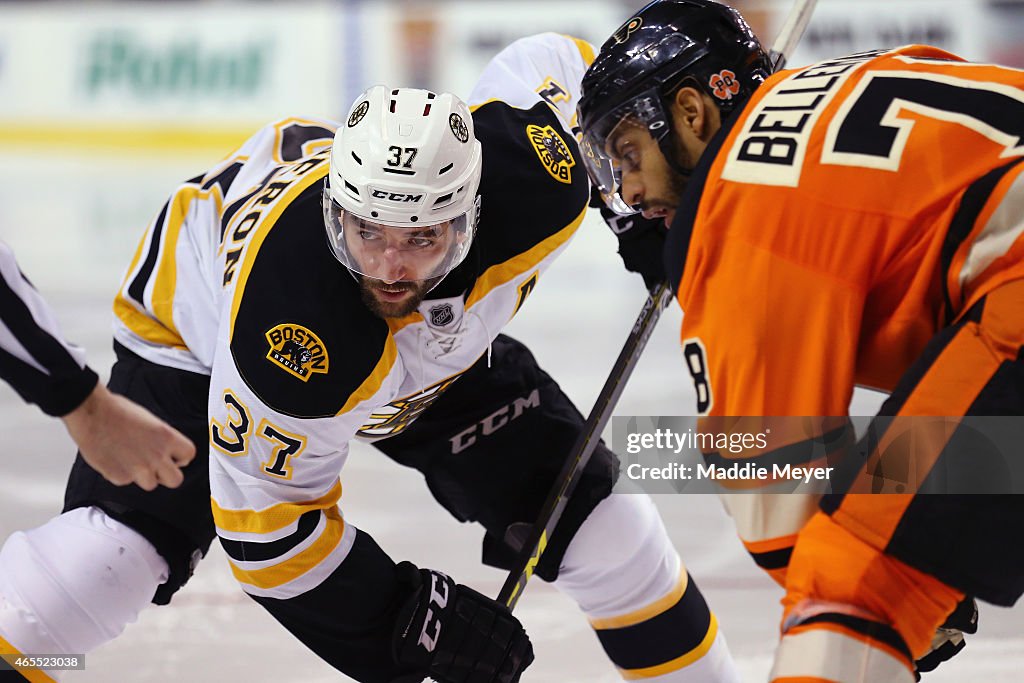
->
[914, 597, 978, 680]
[391, 562, 533, 683]
[592, 188, 667, 290]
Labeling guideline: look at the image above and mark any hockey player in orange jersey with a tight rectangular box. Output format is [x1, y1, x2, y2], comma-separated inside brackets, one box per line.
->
[579, 0, 1024, 681]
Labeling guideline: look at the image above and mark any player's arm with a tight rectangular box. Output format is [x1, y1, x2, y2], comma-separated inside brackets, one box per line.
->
[463, 33, 594, 312]
[467, 32, 595, 135]
[0, 240, 99, 415]
[685, 243, 861, 416]
[0, 240, 194, 489]
[467, 32, 669, 289]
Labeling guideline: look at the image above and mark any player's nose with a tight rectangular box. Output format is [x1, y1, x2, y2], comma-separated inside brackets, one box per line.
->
[373, 247, 409, 282]
[620, 171, 644, 210]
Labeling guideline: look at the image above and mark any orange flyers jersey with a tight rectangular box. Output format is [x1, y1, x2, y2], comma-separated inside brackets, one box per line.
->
[670, 44, 1024, 416]
[664, 45, 1024, 573]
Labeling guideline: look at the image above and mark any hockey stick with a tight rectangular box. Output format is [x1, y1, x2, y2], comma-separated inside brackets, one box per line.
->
[497, 282, 673, 608]
[768, 0, 818, 72]
[496, 0, 819, 611]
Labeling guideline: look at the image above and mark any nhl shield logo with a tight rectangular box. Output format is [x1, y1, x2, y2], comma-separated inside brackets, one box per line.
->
[429, 303, 455, 327]
[265, 323, 329, 381]
[526, 124, 575, 184]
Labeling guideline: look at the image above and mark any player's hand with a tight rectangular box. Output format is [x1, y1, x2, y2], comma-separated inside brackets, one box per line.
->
[61, 383, 196, 490]
[914, 597, 978, 680]
[392, 562, 533, 683]
[593, 188, 667, 290]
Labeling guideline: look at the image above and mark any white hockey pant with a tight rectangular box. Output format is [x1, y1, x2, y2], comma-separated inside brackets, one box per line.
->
[0, 507, 168, 661]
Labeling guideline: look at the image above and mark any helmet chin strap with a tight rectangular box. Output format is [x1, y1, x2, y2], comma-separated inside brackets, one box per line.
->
[649, 93, 697, 187]
[659, 131, 695, 180]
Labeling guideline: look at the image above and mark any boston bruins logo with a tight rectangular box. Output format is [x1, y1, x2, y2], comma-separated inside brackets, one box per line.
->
[265, 323, 329, 381]
[348, 100, 370, 127]
[526, 124, 575, 184]
[449, 113, 469, 143]
[357, 375, 462, 438]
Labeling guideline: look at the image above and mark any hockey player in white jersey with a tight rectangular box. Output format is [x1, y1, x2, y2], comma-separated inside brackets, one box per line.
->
[0, 35, 738, 682]
[0, 241, 194, 490]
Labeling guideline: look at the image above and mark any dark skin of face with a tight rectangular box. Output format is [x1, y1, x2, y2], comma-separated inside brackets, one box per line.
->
[611, 87, 723, 228]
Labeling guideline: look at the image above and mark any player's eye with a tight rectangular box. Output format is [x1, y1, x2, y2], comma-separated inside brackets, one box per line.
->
[358, 228, 383, 241]
[607, 136, 624, 162]
[408, 225, 446, 249]
[620, 145, 640, 173]
[409, 229, 446, 248]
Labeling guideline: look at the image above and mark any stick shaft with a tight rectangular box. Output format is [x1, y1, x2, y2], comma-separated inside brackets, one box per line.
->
[498, 0, 819, 612]
[768, 0, 818, 72]
[497, 283, 672, 609]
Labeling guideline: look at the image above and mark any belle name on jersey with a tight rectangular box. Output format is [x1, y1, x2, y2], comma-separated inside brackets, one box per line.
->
[722, 49, 883, 187]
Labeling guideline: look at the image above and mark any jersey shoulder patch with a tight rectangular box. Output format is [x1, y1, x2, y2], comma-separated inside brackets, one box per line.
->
[471, 100, 589, 270]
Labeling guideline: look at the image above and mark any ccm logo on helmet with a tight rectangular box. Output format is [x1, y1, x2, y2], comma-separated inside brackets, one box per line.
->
[370, 189, 423, 203]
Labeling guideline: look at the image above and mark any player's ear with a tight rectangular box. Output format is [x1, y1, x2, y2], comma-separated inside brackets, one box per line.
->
[670, 86, 716, 141]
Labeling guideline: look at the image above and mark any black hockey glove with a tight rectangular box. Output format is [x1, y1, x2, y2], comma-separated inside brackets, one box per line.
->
[914, 597, 978, 680]
[592, 188, 667, 290]
[391, 562, 533, 683]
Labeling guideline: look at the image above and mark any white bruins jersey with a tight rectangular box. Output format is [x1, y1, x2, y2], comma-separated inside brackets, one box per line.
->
[112, 33, 594, 599]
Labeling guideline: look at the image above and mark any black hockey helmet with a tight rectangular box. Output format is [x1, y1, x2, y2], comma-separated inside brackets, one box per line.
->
[578, 0, 770, 213]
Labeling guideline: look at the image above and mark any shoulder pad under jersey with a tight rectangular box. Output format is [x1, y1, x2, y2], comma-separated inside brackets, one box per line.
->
[470, 99, 590, 271]
[468, 32, 594, 137]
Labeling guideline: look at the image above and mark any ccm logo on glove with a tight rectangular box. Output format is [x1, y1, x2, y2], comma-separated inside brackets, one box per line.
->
[418, 571, 450, 651]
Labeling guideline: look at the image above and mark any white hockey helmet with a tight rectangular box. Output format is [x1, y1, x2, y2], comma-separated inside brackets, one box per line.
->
[323, 85, 483, 284]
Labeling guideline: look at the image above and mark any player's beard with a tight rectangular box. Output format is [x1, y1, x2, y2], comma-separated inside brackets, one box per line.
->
[641, 145, 693, 211]
[665, 145, 697, 205]
[641, 169, 690, 226]
[655, 168, 688, 214]
[668, 163, 689, 204]
[359, 276, 441, 318]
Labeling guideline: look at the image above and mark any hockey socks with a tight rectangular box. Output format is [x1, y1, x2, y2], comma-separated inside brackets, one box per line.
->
[553, 494, 741, 682]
